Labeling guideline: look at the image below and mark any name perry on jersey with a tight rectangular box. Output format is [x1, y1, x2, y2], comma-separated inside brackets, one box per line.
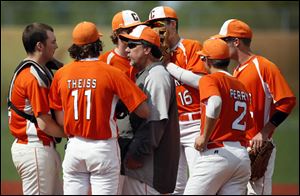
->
[67, 79, 97, 89]
[230, 89, 249, 101]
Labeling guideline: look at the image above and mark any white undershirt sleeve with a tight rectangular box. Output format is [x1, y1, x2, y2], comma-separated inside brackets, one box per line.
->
[206, 95, 222, 119]
[166, 62, 203, 89]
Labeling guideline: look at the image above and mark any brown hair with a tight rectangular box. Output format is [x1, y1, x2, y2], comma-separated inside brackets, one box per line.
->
[22, 23, 54, 54]
[68, 40, 103, 61]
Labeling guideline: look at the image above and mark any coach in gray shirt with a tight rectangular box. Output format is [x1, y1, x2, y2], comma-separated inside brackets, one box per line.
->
[118, 25, 180, 195]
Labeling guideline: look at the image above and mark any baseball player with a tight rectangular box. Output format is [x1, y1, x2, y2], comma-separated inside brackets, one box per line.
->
[99, 10, 143, 81]
[147, 6, 207, 194]
[99, 9, 144, 194]
[48, 21, 150, 195]
[118, 25, 180, 194]
[184, 38, 253, 195]
[8, 23, 65, 195]
[214, 19, 296, 195]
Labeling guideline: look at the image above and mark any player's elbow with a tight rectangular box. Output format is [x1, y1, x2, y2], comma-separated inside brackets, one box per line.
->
[134, 101, 150, 119]
[36, 113, 66, 138]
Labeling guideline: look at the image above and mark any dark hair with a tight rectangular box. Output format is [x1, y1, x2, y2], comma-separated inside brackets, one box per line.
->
[68, 39, 103, 61]
[240, 38, 251, 47]
[141, 40, 162, 59]
[209, 59, 230, 68]
[22, 23, 54, 54]
[110, 27, 134, 45]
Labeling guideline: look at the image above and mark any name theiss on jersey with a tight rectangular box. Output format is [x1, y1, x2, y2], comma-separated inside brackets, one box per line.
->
[67, 79, 97, 89]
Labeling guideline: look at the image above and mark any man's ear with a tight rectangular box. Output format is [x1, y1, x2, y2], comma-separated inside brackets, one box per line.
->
[35, 41, 44, 52]
[233, 38, 240, 47]
[144, 46, 152, 55]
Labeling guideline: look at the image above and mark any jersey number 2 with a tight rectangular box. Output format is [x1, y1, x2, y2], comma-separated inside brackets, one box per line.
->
[232, 101, 247, 131]
[71, 89, 91, 120]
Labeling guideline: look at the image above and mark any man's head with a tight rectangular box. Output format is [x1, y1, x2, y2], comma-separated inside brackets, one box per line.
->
[119, 25, 161, 70]
[111, 10, 143, 45]
[146, 6, 179, 48]
[213, 19, 253, 60]
[22, 23, 58, 61]
[68, 21, 103, 60]
[197, 38, 230, 72]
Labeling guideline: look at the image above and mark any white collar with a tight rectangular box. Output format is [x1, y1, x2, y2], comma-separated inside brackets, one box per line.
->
[79, 57, 99, 61]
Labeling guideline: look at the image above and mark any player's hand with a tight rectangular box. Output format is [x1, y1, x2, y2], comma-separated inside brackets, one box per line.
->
[250, 132, 264, 154]
[194, 135, 207, 152]
[125, 154, 143, 169]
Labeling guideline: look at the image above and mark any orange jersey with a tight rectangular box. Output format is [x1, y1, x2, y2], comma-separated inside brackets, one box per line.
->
[199, 71, 253, 143]
[49, 60, 147, 140]
[171, 39, 207, 116]
[8, 67, 53, 144]
[233, 55, 295, 139]
[99, 49, 137, 81]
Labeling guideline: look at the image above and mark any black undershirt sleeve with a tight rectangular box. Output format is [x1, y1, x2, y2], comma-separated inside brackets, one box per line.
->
[269, 110, 289, 127]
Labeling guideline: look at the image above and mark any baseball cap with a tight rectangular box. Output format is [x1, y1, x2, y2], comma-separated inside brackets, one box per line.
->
[214, 19, 252, 39]
[112, 10, 143, 31]
[148, 6, 178, 21]
[119, 25, 160, 48]
[196, 38, 230, 60]
[72, 21, 103, 46]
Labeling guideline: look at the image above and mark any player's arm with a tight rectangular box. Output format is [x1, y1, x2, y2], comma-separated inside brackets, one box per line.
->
[132, 101, 150, 119]
[54, 110, 64, 127]
[166, 62, 203, 88]
[194, 95, 222, 151]
[37, 113, 66, 138]
[251, 97, 296, 150]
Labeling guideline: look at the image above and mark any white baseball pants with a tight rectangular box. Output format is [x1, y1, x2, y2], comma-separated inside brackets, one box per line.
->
[172, 119, 200, 195]
[121, 175, 160, 195]
[184, 141, 251, 195]
[11, 139, 63, 195]
[63, 136, 121, 195]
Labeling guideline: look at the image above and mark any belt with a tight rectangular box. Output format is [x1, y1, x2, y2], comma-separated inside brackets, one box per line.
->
[179, 112, 201, 121]
[207, 141, 248, 149]
[16, 139, 52, 146]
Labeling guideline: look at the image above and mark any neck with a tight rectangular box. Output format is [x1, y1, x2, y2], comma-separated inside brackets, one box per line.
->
[210, 67, 228, 74]
[115, 47, 127, 58]
[236, 49, 253, 65]
[25, 53, 47, 66]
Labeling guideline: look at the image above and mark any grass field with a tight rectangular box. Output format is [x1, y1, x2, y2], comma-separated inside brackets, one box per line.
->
[1, 26, 299, 185]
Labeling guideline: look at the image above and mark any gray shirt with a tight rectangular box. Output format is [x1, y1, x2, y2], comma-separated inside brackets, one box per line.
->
[124, 62, 180, 194]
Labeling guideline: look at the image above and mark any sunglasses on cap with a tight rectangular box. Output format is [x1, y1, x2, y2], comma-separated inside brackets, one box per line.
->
[127, 41, 143, 49]
[150, 21, 166, 28]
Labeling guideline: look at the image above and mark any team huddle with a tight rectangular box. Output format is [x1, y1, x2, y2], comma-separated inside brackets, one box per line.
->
[8, 6, 296, 195]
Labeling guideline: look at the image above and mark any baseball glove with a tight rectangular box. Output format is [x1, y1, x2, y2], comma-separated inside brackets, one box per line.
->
[150, 21, 171, 64]
[45, 58, 64, 70]
[248, 141, 274, 181]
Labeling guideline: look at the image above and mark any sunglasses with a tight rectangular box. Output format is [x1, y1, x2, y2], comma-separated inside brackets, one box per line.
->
[200, 56, 208, 62]
[222, 37, 237, 42]
[151, 21, 166, 28]
[127, 41, 143, 49]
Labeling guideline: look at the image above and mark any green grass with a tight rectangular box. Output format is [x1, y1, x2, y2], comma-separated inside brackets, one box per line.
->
[272, 111, 299, 184]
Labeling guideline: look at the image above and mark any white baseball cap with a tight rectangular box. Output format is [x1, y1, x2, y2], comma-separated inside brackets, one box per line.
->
[112, 10, 143, 31]
[148, 6, 178, 21]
